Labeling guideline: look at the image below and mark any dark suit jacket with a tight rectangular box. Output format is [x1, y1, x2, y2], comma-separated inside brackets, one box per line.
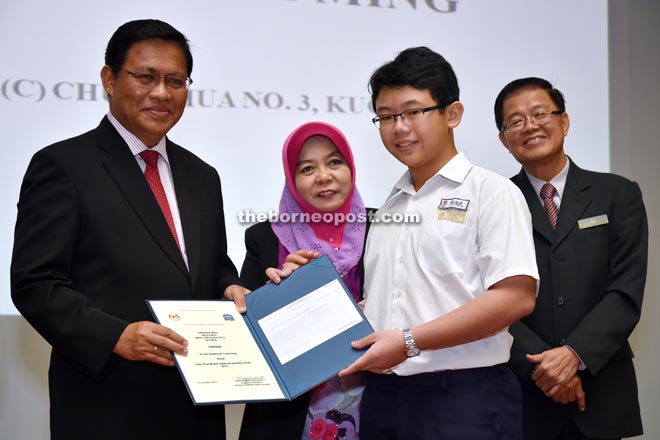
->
[238, 214, 373, 440]
[10, 117, 240, 440]
[509, 160, 647, 439]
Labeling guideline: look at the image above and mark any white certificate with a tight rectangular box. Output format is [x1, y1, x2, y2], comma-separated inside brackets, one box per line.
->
[148, 300, 285, 405]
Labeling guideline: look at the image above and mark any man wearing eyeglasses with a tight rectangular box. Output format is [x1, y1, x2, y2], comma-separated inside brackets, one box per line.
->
[495, 77, 647, 440]
[10, 19, 247, 440]
[335, 47, 539, 439]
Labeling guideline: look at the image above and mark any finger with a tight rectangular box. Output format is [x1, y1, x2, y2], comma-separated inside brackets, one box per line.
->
[278, 262, 301, 278]
[147, 347, 176, 367]
[339, 354, 366, 378]
[265, 267, 284, 284]
[526, 352, 543, 361]
[338, 362, 357, 378]
[531, 368, 547, 382]
[232, 289, 248, 314]
[576, 388, 586, 412]
[151, 326, 188, 355]
[151, 345, 174, 361]
[567, 389, 576, 403]
[350, 333, 377, 350]
[293, 249, 320, 260]
[285, 250, 319, 265]
[153, 324, 187, 346]
[224, 285, 250, 313]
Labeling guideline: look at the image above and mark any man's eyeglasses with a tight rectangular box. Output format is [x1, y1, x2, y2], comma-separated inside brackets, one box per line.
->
[372, 105, 442, 129]
[119, 68, 193, 90]
[502, 110, 562, 133]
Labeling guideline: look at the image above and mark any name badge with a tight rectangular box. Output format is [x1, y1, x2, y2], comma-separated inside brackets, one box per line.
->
[437, 198, 470, 224]
[438, 198, 469, 211]
[578, 214, 609, 230]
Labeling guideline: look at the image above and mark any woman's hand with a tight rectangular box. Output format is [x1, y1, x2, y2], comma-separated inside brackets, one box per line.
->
[265, 249, 321, 284]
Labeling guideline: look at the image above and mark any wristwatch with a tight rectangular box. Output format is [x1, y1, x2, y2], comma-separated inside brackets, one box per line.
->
[402, 328, 420, 358]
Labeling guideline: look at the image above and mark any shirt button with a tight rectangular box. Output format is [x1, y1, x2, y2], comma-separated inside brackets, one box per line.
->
[394, 290, 402, 298]
[556, 297, 566, 306]
[398, 256, 404, 263]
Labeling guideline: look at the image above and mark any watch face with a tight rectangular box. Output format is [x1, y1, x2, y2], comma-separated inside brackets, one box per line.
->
[406, 347, 420, 357]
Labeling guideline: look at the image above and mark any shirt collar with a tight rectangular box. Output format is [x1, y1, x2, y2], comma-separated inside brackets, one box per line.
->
[525, 157, 570, 201]
[107, 112, 170, 163]
[393, 152, 473, 196]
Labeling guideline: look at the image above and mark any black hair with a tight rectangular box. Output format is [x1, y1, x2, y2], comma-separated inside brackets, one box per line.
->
[104, 19, 193, 77]
[494, 77, 566, 132]
[368, 46, 459, 112]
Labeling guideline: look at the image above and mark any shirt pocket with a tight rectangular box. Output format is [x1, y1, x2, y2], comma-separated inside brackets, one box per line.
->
[418, 219, 472, 277]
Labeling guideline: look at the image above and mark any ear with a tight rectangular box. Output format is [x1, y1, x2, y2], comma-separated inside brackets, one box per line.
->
[498, 131, 511, 152]
[561, 112, 570, 137]
[446, 101, 464, 128]
[100, 65, 116, 97]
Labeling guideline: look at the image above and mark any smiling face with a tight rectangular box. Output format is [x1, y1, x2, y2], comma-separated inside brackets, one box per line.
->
[101, 39, 188, 147]
[375, 85, 463, 189]
[294, 135, 353, 213]
[498, 87, 570, 179]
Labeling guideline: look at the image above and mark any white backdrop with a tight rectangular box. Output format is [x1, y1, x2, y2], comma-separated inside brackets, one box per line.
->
[0, 0, 609, 314]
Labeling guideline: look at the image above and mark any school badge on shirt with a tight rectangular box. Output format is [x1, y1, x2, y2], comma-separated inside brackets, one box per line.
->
[436, 198, 470, 224]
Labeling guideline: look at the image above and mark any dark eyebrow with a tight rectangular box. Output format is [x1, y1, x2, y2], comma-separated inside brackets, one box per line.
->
[376, 99, 425, 113]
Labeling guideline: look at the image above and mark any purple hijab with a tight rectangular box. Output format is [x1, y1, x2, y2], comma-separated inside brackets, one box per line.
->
[271, 122, 366, 299]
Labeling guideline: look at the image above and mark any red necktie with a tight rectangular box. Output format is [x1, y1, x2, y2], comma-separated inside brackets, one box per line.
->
[540, 182, 559, 229]
[140, 150, 180, 248]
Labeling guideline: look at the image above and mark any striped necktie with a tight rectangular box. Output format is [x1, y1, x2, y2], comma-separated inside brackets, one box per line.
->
[140, 150, 180, 248]
[540, 182, 559, 229]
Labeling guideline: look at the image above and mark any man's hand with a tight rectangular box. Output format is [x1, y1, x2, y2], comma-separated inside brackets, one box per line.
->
[551, 375, 586, 411]
[338, 329, 408, 377]
[224, 284, 251, 313]
[527, 346, 580, 394]
[113, 321, 188, 367]
[265, 249, 320, 284]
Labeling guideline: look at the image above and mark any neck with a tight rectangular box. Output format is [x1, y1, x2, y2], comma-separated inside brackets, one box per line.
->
[410, 149, 458, 192]
[524, 154, 567, 182]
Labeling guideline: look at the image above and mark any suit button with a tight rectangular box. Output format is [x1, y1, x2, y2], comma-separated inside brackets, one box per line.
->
[560, 338, 567, 345]
[556, 296, 566, 306]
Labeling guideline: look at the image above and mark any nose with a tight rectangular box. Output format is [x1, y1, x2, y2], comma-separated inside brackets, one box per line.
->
[392, 114, 410, 132]
[315, 167, 332, 183]
[149, 79, 171, 99]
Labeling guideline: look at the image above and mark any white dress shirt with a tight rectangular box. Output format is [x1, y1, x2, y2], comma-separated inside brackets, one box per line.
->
[363, 152, 539, 375]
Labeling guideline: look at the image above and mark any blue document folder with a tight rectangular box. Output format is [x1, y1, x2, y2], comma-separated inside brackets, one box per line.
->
[244, 254, 373, 401]
[147, 254, 373, 405]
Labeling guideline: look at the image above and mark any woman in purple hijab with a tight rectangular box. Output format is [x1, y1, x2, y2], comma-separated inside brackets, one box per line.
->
[239, 122, 372, 440]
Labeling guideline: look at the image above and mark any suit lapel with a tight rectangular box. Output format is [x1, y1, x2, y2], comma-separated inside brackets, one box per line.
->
[168, 142, 201, 295]
[96, 118, 189, 279]
[513, 170, 554, 244]
[551, 162, 592, 251]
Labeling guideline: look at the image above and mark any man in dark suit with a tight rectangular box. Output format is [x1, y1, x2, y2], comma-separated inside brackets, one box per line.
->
[495, 77, 647, 440]
[10, 19, 248, 440]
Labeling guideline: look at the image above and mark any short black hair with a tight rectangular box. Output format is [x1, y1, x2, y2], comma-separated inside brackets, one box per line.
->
[104, 19, 193, 77]
[494, 77, 566, 132]
[368, 46, 459, 113]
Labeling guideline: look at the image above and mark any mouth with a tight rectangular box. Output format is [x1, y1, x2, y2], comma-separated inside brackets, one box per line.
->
[318, 190, 337, 198]
[395, 140, 417, 150]
[523, 136, 546, 146]
[145, 107, 171, 118]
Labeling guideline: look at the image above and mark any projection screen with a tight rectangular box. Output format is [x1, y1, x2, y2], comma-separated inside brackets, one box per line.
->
[0, 0, 609, 314]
